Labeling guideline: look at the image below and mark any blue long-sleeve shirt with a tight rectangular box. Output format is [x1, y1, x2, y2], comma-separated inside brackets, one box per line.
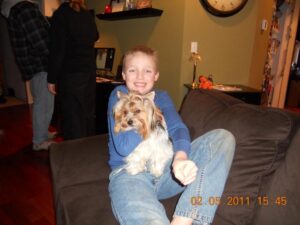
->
[107, 85, 191, 169]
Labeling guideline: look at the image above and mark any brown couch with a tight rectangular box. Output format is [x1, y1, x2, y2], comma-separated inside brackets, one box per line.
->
[50, 89, 300, 225]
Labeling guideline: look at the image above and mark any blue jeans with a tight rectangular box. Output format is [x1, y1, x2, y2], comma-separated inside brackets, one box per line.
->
[109, 129, 236, 225]
[30, 72, 54, 144]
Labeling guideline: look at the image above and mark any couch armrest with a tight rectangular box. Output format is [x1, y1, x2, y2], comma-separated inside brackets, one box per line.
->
[49, 134, 110, 193]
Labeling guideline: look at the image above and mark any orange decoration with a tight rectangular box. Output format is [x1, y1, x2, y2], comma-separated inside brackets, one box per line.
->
[198, 75, 213, 89]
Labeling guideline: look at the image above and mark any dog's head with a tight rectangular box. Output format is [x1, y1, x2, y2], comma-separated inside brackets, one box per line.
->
[113, 91, 164, 139]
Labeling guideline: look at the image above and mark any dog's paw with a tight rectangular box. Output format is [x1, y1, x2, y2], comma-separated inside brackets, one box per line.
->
[125, 163, 146, 175]
[149, 164, 164, 177]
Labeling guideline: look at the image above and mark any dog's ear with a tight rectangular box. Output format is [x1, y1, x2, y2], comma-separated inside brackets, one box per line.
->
[145, 91, 155, 101]
[114, 123, 121, 134]
[143, 91, 155, 106]
[116, 91, 121, 99]
[113, 108, 123, 134]
[117, 91, 126, 99]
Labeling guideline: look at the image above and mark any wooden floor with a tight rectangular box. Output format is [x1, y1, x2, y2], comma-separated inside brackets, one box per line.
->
[0, 104, 56, 225]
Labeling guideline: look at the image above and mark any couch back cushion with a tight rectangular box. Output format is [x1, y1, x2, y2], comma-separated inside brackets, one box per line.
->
[251, 117, 300, 225]
[50, 135, 110, 190]
[179, 89, 294, 225]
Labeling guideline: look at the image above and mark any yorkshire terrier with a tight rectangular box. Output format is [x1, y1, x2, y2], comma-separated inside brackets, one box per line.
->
[113, 91, 173, 177]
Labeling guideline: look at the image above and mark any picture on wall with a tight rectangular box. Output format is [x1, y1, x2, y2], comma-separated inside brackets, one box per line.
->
[136, 0, 152, 9]
[111, 0, 125, 12]
[95, 48, 116, 72]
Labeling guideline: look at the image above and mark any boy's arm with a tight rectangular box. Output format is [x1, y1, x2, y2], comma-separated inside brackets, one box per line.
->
[157, 92, 197, 185]
[157, 92, 191, 154]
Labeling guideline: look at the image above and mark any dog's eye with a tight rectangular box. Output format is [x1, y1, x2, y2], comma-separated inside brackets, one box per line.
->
[123, 110, 128, 115]
[134, 109, 141, 114]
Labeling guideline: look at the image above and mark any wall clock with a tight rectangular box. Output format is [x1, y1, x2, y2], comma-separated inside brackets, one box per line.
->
[199, 0, 248, 17]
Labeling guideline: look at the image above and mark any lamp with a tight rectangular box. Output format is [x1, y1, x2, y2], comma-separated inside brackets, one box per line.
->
[189, 51, 202, 89]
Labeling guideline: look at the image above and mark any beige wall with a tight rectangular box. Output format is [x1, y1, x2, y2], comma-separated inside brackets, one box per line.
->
[248, 0, 274, 89]
[88, 0, 272, 108]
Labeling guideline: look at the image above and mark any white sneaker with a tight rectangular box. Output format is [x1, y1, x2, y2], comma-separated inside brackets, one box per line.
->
[33, 140, 55, 151]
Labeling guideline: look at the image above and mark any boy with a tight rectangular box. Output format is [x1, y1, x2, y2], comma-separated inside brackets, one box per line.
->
[107, 45, 235, 225]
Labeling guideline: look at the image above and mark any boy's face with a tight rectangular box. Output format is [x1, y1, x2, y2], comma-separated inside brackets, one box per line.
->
[122, 52, 159, 95]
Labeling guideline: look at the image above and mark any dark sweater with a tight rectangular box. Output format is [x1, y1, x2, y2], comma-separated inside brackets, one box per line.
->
[48, 3, 99, 84]
[7, 1, 49, 81]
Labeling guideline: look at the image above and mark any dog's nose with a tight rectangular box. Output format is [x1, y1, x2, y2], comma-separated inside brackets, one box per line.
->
[127, 120, 133, 126]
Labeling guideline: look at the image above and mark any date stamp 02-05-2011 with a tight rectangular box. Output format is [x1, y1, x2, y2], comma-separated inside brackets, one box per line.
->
[190, 196, 287, 207]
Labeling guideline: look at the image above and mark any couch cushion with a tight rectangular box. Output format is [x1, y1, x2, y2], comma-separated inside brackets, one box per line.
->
[50, 134, 181, 225]
[251, 124, 300, 225]
[50, 135, 110, 191]
[57, 180, 118, 225]
[56, 180, 181, 225]
[180, 89, 294, 225]
[179, 89, 242, 139]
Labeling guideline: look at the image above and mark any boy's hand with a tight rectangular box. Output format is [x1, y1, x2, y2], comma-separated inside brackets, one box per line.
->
[172, 151, 198, 186]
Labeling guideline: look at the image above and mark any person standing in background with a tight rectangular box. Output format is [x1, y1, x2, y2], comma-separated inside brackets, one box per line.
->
[47, 0, 99, 140]
[1, 0, 55, 151]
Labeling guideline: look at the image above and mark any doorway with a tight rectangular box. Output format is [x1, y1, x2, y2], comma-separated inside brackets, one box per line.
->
[266, 0, 300, 109]
[285, 17, 300, 110]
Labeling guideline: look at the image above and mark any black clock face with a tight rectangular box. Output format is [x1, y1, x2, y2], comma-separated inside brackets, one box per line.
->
[199, 0, 248, 17]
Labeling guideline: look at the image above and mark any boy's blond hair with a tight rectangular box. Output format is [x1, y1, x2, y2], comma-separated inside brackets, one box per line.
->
[123, 45, 159, 72]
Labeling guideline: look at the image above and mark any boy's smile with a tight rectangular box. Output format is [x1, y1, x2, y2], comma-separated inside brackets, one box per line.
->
[122, 52, 159, 95]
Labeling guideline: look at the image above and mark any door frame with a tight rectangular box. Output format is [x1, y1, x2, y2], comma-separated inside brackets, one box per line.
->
[275, 0, 300, 108]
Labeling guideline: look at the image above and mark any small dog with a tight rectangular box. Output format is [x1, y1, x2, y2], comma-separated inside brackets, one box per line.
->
[113, 91, 173, 177]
